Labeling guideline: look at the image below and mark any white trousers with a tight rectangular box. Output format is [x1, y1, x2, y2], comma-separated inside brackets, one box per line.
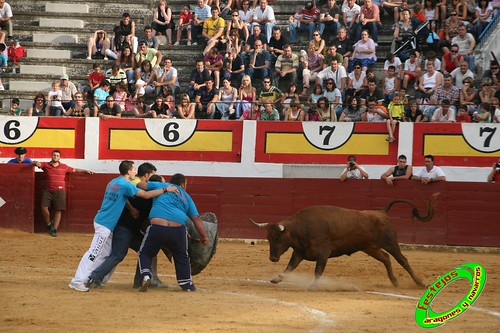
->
[70, 222, 113, 285]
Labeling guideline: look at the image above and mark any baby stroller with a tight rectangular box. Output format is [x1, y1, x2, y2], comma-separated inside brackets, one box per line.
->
[393, 21, 429, 62]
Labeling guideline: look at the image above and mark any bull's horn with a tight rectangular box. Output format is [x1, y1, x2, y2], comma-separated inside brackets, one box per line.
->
[250, 218, 268, 228]
[278, 224, 285, 232]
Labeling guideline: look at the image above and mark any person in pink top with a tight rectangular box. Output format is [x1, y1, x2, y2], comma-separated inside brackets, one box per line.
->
[33, 150, 93, 237]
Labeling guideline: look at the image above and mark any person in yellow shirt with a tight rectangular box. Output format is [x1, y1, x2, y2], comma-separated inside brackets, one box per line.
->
[202, 6, 226, 55]
[386, 93, 405, 143]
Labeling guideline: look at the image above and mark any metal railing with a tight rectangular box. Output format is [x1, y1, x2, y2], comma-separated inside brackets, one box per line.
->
[478, 12, 500, 48]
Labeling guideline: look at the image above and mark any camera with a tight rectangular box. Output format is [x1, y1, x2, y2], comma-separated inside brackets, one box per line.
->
[495, 163, 500, 169]
[349, 161, 355, 169]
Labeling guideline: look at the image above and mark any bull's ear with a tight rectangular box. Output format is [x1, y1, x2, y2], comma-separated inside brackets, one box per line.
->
[278, 224, 285, 232]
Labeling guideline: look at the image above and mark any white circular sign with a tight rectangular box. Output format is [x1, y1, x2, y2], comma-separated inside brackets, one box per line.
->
[0, 116, 39, 144]
[144, 119, 198, 147]
[461, 123, 500, 153]
[302, 122, 355, 150]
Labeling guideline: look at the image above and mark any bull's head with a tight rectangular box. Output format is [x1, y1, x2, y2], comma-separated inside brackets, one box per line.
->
[250, 218, 289, 262]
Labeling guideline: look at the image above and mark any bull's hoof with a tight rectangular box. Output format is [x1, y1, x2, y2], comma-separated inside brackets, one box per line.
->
[308, 283, 319, 291]
[390, 278, 399, 287]
[270, 276, 283, 284]
[415, 279, 426, 288]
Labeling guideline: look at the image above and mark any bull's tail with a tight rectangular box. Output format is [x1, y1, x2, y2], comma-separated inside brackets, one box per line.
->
[384, 193, 440, 222]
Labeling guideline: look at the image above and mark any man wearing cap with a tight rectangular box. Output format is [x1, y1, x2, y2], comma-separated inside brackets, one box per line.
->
[59, 74, 78, 111]
[7, 147, 32, 164]
[32, 150, 93, 237]
[135, 40, 162, 69]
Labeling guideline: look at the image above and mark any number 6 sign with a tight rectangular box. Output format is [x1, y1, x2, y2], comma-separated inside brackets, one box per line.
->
[144, 119, 198, 147]
[0, 117, 39, 144]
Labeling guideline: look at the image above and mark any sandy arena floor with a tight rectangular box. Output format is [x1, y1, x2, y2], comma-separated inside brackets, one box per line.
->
[0, 228, 499, 333]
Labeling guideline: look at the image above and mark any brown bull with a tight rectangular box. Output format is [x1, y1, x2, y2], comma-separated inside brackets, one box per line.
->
[251, 193, 439, 289]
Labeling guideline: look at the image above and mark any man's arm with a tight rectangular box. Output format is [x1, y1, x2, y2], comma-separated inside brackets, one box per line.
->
[191, 215, 209, 244]
[381, 167, 395, 185]
[74, 168, 94, 175]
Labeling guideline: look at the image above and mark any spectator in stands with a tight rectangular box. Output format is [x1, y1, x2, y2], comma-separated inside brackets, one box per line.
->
[135, 40, 162, 69]
[487, 158, 500, 182]
[93, 81, 111, 117]
[319, 0, 341, 40]
[245, 24, 268, 56]
[106, 65, 127, 92]
[240, 101, 262, 120]
[451, 24, 476, 71]
[473, 102, 492, 122]
[413, 154, 446, 184]
[88, 63, 105, 95]
[225, 27, 243, 56]
[350, 30, 377, 72]
[386, 93, 404, 142]
[238, 1, 254, 35]
[251, 0, 275, 43]
[405, 99, 424, 122]
[150, 95, 172, 118]
[342, 0, 361, 43]
[87, 30, 110, 60]
[140, 26, 159, 50]
[113, 82, 128, 112]
[8, 97, 22, 116]
[482, 60, 500, 90]
[393, 9, 414, 62]
[59, 74, 77, 111]
[215, 77, 238, 119]
[450, 61, 474, 89]
[28, 92, 48, 117]
[65, 92, 90, 117]
[301, 44, 324, 96]
[7, 147, 32, 164]
[192, 0, 212, 45]
[430, 73, 460, 109]
[474, 0, 494, 38]
[135, 60, 156, 98]
[417, 61, 443, 103]
[432, 99, 456, 122]
[309, 29, 326, 56]
[289, 1, 320, 43]
[360, 0, 381, 44]
[152, 0, 174, 45]
[177, 93, 195, 119]
[112, 13, 138, 54]
[283, 99, 305, 121]
[321, 80, 342, 118]
[195, 77, 219, 118]
[456, 104, 472, 122]
[257, 76, 283, 107]
[423, 0, 438, 31]
[132, 96, 155, 118]
[188, 59, 211, 100]
[0, 0, 13, 39]
[402, 50, 421, 89]
[382, 0, 404, 25]
[492, 97, 500, 122]
[205, 47, 224, 89]
[331, 27, 354, 70]
[272, 44, 299, 87]
[116, 45, 136, 86]
[460, 76, 479, 114]
[237, 74, 256, 117]
[479, 78, 495, 104]
[175, 5, 193, 46]
[381, 154, 413, 186]
[384, 53, 403, 79]
[440, 9, 463, 54]
[260, 101, 280, 120]
[282, 82, 300, 107]
[247, 40, 270, 81]
[382, 65, 400, 105]
[316, 59, 347, 95]
[346, 61, 366, 99]
[202, 6, 226, 56]
[339, 95, 365, 122]
[365, 96, 388, 122]
[340, 155, 369, 181]
[99, 95, 122, 120]
[360, 78, 384, 107]
[227, 9, 249, 42]
[224, 47, 245, 86]
[268, 26, 287, 68]
[442, 44, 462, 75]
[154, 57, 180, 97]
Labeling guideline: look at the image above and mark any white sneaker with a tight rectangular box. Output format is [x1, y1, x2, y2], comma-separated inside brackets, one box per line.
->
[87, 56, 91, 60]
[104, 56, 108, 60]
[69, 282, 89, 292]
[300, 49, 307, 58]
[187, 41, 192, 46]
[174, 41, 179, 46]
[192, 42, 198, 46]
[0, 84, 4, 90]
[138, 276, 151, 292]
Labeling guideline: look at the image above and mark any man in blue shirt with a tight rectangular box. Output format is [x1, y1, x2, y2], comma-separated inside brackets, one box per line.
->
[7, 147, 32, 164]
[69, 160, 178, 292]
[137, 173, 209, 292]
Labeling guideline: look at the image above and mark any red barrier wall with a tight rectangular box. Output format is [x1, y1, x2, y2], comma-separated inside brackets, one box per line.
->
[28, 175, 500, 247]
[0, 164, 35, 232]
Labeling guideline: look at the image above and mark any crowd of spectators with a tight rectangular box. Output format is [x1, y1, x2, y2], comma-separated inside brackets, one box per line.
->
[4, 0, 500, 125]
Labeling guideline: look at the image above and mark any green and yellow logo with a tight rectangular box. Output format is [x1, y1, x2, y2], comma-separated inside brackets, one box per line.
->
[415, 262, 486, 328]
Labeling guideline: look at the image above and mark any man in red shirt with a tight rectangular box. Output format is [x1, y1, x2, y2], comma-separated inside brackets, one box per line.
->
[359, 0, 380, 43]
[87, 63, 105, 93]
[33, 150, 93, 237]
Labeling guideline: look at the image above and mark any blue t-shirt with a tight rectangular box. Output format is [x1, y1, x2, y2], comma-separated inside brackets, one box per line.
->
[147, 182, 198, 225]
[94, 88, 109, 106]
[95, 176, 140, 231]
[7, 157, 33, 164]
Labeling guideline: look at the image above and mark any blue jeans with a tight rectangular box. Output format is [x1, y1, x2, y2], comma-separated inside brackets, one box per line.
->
[250, 22, 275, 43]
[90, 224, 135, 283]
[347, 22, 362, 42]
[362, 22, 379, 43]
[247, 67, 268, 81]
[289, 21, 317, 43]
[319, 21, 340, 38]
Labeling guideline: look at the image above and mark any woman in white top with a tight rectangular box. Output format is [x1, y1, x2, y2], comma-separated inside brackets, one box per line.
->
[346, 61, 366, 98]
[474, 0, 494, 37]
[238, 0, 254, 39]
[215, 77, 238, 119]
[417, 61, 443, 101]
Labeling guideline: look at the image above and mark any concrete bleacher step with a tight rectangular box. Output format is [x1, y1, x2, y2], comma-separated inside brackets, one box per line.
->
[8, 80, 54, 92]
[26, 48, 72, 59]
[32, 33, 79, 44]
[45, 3, 89, 13]
[39, 18, 85, 29]
[20, 65, 67, 76]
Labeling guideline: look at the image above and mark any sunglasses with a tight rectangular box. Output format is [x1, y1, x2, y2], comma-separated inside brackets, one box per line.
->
[492, 67, 499, 70]
[326, 82, 334, 85]
[263, 81, 271, 83]
[232, 14, 238, 16]
[450, 13, 457, 16]
[313, 34, 319, 36]
[354, 66, 361, 69]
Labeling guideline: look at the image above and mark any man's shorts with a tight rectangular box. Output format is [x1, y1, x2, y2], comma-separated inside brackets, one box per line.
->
[41, 190, 66, 210]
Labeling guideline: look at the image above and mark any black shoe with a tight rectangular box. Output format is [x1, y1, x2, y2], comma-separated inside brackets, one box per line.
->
[181, 284, 196, 292]
[86, 278, 103, 289]
[50, 229, 57, 237]
[46, 223, 52, 232]
[138, 276, 151, 292]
